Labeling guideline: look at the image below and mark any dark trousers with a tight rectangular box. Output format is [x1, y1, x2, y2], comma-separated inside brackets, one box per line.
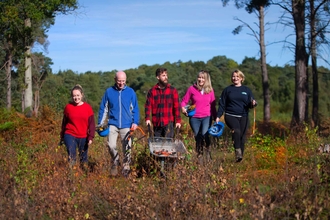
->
[224, 115, 248, 155]
[153, 122, 174, 138]
[64, 133, 88, 164]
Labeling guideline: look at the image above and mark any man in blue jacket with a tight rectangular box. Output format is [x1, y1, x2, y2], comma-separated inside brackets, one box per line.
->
[98, 71, 140, 177]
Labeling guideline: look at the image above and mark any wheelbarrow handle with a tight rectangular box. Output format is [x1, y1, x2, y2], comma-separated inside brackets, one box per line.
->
[148, 124, 152, 137]
[176, 127, 180, 137]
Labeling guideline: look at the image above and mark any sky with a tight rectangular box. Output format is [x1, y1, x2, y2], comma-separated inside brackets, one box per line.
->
[41, 0, 329, 74]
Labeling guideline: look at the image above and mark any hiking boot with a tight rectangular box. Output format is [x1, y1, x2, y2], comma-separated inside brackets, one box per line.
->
[80, 162, 89, 174]
[205, 148, 212, 162]
[122, 164, 130, 178]
[197, 153, 203, 165]
[69, 160, 76, 169]
[110, 165, 118, 176]
[235, 148, 243, 163]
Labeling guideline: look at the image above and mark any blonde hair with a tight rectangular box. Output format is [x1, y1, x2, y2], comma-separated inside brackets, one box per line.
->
[196, 70, 213, 94]
[232, 69, 245, 82]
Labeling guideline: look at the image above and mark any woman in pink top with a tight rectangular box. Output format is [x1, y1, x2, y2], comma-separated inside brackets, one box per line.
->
[181, 70, 217, 159]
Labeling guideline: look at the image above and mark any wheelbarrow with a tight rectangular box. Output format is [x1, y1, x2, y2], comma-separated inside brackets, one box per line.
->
[147, 125, 187, 176]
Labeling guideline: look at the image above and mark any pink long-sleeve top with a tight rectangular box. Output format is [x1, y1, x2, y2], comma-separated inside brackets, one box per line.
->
[181, 84, 217, 119]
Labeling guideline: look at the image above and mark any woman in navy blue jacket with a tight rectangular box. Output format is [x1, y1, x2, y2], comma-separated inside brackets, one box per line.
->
[98, 71, 140, 177]
[216, 70, 257, 162]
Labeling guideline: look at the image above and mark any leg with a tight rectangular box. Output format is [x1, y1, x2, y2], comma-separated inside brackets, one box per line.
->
[120, 128, 131, 176]
[165, 122, 174, 138]
[108, 125, 119, 175]
[78, 138, 89, 173]
[239, 116, 248, 156]
[201, 116, 212, 160]
[78, 138, 88, 164]
[64, 134, 77, 166]
[224, 115, 242, 162]
[189, 117, 203, 156]
[153, 126, 164, 138]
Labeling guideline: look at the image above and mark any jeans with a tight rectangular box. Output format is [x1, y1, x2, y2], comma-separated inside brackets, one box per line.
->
[224, 114, 248, 155]
[63, 133, 88, 164]
[189, 116, 212, 154]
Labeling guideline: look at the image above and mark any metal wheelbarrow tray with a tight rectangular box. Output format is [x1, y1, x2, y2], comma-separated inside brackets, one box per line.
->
[148, 137, 187, 159]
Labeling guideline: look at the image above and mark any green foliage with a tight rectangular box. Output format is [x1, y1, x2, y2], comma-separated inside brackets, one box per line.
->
[12, 145, 40, 193]
[0, 121, 15, 131]
[0, 108, 24, 130]
[249, 132, 287, 169]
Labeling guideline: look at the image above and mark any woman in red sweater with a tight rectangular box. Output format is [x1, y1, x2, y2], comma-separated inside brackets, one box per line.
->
[60, 84, 95, 169]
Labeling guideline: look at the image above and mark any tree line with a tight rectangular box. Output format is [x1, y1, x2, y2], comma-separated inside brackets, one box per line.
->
[1, 54, 330, 126]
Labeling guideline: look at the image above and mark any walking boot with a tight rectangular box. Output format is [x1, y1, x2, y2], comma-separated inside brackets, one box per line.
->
[235, 148, 243, 163]
[110, 164, 118, 176]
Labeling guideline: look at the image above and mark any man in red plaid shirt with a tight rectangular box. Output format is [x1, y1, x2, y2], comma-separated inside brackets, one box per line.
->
[145, 67, 181, 138]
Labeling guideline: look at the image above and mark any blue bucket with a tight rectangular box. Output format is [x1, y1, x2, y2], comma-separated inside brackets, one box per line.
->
[98, 126, 109, 137]
[208, 122, 225, 137]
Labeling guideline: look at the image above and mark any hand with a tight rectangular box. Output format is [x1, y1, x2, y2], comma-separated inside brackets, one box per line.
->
[181, 107, 188, 116]
[250, 98, 257, 108]
[252, 99, 258, 107]
[146, 120, 151, 126]
[131, 123, 138, 130]
[175, 123, 181, 129]
[88, 140, 92, 145]
[215, 117, 220, 123]
[59, 139, 64, 146]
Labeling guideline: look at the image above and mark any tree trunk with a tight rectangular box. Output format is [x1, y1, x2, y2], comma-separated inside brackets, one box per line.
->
[34, 90, 39, 116]
[5, 51, 12, 109]
[310, 0, 319, 128]
[24, 18, 33, 114]
[291, 0, 308, 128]
[259, 5, 271, 122]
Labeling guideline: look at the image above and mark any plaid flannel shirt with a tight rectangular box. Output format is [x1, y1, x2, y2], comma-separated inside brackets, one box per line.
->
[145, 83, 181, 127]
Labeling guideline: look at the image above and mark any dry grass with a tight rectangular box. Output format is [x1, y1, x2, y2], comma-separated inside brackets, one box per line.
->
[1, 107, 330, 219]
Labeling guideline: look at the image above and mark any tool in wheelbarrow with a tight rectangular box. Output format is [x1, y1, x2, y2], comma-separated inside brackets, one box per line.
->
[147, 125, 187, 177]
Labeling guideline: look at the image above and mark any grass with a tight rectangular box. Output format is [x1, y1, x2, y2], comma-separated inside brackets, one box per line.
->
[1, 107, 330, 219]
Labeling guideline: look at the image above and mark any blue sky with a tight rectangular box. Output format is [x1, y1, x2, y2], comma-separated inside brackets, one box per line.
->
[42, 0, 329, 73]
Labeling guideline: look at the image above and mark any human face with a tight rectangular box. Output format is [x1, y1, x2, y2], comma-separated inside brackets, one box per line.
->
[115, 74, 126, 90]
[157, 71, 168, 86]
[197, 73, 205, 87]
[72, 89, 83, 105]
[231, 72, 242, 86]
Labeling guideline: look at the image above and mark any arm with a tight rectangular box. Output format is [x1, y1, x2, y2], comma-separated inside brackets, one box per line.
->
[87, 114, 96, 144]
[216, 90, 226, 122]
[131, 90, 140, 129]
[173, 89, 181, 128]
[210, 91, 217, 121]
[249, 88, 258, 108]
[60, 105, 68, 143]
[98, 91, 109, 126]
[144, 89, 152, 125]
[180, 87, 191, 115]
[60, 115, 67, 143]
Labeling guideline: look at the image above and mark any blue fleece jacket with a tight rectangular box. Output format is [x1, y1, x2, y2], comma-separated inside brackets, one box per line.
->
[98, 84, 140, 128]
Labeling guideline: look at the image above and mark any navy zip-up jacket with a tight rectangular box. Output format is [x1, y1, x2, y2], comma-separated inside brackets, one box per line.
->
[217, 85, 254, 118]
